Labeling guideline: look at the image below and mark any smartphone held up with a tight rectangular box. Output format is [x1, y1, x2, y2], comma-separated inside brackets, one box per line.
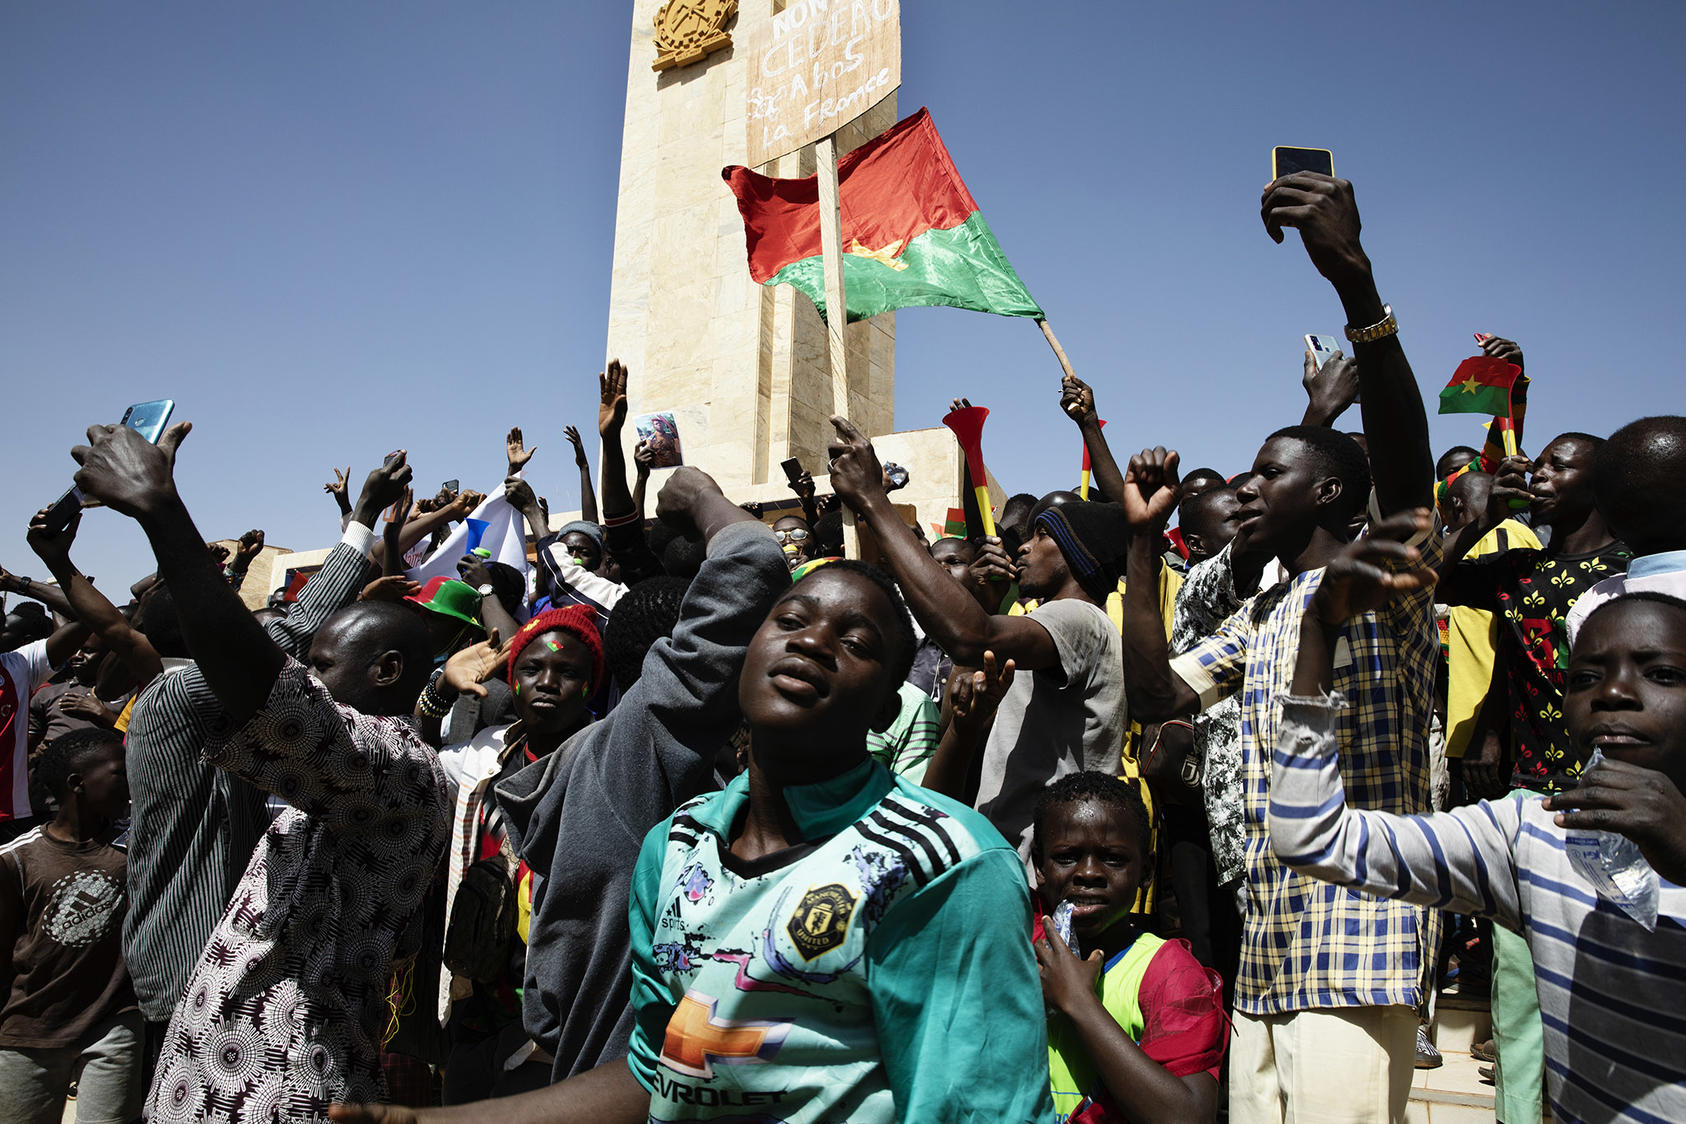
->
[1272, 146, 1334, 180]
[40, 399, 177, 536]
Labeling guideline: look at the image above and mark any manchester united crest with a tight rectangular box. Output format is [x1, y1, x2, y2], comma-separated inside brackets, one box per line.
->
[786, 883, 856, 960]
[652, 0, 737, 72]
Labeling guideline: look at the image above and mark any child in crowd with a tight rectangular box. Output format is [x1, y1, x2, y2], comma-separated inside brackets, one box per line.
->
[1032, 772, 1226, 1124]
[1270, 509, 1686, 1123]
[0, 728, 142, 1124]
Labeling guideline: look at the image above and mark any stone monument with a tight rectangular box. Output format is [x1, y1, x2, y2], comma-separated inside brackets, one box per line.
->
[606, 0, 962, 525]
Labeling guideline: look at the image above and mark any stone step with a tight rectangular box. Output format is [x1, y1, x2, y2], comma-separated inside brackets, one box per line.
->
[1431, 993, 1493, 1055]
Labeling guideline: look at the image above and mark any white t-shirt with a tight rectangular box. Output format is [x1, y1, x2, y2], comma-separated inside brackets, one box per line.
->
[974, 598, 1126, 859]
[1565, 550, 1686, 645]
[0, 640, 55, 822]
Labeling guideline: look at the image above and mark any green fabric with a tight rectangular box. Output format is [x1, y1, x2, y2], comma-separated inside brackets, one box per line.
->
[1046, 932, 1165, 1119]
[765, 211, 1044, 324]
[865, 681, 941, 786]
[1438, 383, 1513, 417]
[1491, 789, 1545, 1123]
[624, 759, 1054, 1122]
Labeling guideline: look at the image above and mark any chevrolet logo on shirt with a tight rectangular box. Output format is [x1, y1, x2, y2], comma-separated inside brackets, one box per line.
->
[660, 991, 791, 1078]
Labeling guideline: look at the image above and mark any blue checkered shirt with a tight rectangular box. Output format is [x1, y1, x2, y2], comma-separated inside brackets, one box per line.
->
[1170, 527, 1443, 1016]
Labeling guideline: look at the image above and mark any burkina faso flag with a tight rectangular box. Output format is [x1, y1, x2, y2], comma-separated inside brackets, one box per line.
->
[722, 108, 1043, 323]
[1439, 355, 1522, 417]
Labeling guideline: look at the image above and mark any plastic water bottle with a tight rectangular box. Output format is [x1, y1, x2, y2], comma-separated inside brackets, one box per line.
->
[1563, 750, 1659, 931]
[1051, 899, 1081, 957]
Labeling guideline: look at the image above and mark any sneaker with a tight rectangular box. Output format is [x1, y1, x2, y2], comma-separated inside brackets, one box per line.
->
[1415, 1025, 1444, 1069]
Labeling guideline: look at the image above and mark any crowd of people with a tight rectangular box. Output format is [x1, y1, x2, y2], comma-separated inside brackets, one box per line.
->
[0, 171, 1681, 1124]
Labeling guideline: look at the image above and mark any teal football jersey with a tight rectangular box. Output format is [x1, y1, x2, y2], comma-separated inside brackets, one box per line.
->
[626, 759, 1055, 1123]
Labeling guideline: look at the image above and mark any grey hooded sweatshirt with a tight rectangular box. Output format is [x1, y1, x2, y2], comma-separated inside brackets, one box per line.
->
[494, 520, 787, 1080]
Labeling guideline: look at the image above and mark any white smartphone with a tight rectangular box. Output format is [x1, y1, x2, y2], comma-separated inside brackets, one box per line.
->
[1305, 333, 1343, 368]
[1305, 333, 1357, 404]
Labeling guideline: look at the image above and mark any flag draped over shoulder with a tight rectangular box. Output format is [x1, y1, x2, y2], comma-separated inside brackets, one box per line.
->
[722, 108, 1043, 323]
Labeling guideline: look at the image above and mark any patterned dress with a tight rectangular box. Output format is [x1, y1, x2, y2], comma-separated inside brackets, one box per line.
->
[1442, 543, 1631, 792]
[145, 661, 449, 1123]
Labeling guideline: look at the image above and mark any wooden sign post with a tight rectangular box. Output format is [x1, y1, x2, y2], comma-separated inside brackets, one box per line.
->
[745, 0, 902, 419]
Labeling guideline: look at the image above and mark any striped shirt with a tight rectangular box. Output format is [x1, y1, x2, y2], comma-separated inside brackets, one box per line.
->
[1270, 695, 1686, 1123]
[121, 524, 375, 1021]
[865, 680, 940, 785]
[1170, 524, 1443, 1016]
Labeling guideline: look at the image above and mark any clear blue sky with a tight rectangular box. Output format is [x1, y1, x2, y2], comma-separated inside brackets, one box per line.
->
[4, 1, 1683, 591]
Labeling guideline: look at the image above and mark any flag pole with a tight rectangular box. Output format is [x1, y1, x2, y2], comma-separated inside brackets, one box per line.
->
[816, 134, 850, 419]
[1037, 318, 1076, 381]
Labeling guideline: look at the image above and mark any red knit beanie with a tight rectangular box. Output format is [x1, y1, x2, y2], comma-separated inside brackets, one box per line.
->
[505, 605, 604, 693]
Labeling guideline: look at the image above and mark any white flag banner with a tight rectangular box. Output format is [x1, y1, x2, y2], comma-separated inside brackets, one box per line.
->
[409, 487, 533, 594]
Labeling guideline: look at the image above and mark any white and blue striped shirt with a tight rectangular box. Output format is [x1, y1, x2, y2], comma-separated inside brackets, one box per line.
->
[1270, 695, 1685, 1124]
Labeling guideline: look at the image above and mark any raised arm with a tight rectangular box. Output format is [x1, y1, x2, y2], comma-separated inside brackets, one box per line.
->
[27, 508, 161, 682]
[72, 424, 408, 726]
[828, 417, 1058, 670]
[1060, 373, 1127, 502]
[921, 653, 1014, 800]
[1262, 174, 1432, 514]
[1119, 448, 1201, 720]
[374, 488, 480, 569]
[597, 360, 635, 521]
[565, 425, 599, 525]
[0, 567, 76, 620]
[630, 440, 653, 520]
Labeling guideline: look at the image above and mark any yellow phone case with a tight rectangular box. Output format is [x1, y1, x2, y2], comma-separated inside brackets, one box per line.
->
[1271, 146, 1334, 180]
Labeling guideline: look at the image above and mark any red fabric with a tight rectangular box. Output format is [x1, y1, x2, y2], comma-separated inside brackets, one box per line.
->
[505, 605, 604, 694]
[722, 108, 980, 281]
[1136, 939, 1227, 1081]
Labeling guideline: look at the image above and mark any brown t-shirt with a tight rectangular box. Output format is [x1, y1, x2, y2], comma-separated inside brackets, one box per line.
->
[0, 826, 135, 1047]
[27, 680, 105, 751]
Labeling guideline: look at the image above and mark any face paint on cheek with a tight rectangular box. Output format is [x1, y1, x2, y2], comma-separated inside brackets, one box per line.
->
[514, 683, 520, 696]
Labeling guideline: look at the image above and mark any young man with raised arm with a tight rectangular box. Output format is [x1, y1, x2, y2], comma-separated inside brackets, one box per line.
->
[1118, 175, 1440, 1123]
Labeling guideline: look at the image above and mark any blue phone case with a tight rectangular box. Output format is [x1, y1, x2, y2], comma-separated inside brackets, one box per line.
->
[120, 399, 175, 443]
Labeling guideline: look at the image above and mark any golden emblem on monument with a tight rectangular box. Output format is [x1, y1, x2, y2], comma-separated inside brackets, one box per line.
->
[652, 0, 738, 72]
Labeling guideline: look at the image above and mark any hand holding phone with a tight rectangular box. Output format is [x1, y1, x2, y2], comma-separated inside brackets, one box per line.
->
[43, 400, 178, 534]
[67, 409, 189, 522]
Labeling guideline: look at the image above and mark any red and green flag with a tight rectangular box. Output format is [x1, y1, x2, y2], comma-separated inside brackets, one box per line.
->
[722, 108, 1043, 323]
[1439, 355, 1523, 419]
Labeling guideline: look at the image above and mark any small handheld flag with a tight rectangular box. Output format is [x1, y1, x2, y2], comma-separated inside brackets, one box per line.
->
[1439, 356, 1522, 421]
[942, 405, 994, 537]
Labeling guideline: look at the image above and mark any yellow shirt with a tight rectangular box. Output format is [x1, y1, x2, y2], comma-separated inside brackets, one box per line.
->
[1444, 519, 1541, 758]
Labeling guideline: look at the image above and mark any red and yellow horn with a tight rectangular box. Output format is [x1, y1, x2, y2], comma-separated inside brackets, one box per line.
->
[942, 405, 994, 538]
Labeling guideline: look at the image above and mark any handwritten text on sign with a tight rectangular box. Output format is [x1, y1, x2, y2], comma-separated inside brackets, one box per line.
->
[745, 0, 901, 167]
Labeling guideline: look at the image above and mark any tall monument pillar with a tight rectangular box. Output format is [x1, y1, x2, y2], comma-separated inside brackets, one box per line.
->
[605, 0, 898, 492]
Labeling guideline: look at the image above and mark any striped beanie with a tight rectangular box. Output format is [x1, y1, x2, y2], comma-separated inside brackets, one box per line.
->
[1034, 502, 1131, 601]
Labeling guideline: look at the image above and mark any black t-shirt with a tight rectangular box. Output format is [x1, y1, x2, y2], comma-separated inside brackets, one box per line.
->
[1443, 542, 1632, 791]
